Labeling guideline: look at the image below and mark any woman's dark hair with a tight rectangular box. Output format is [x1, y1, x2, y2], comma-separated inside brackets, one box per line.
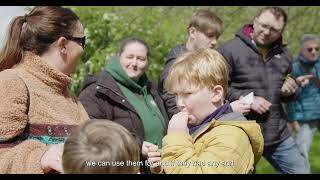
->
[0, 6, 80, 71]
[118, 37, 150, 58]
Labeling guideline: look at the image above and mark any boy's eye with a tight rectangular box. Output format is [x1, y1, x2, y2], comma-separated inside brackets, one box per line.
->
[171, 93, 178, 96]
[207, 34, 215, 38]
[183, 92, 192, 96]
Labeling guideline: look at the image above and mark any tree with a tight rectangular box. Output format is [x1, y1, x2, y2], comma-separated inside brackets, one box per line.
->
[69, 6, 320, 96]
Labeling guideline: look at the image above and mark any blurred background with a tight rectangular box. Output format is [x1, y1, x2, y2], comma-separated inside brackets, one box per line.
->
[1, 6, 319, 173]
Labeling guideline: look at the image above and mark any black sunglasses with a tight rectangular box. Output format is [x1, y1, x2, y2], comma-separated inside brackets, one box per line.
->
[66, 36, 86, 49]
[307, 47, 319, 53]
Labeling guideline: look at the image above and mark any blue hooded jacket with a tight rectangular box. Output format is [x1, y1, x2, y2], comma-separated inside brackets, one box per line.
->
[286, 54, 320, 121]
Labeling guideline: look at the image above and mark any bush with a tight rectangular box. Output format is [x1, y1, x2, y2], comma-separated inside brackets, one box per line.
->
[69, 6, 320, 96]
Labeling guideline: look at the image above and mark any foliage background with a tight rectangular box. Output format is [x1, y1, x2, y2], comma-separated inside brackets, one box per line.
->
[65, 6, 319, 173]
[68, 6, 320, 96]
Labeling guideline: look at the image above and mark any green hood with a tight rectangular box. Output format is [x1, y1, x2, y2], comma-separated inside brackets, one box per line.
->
[106, 56, 166, 148]
[106, 56, 149, 94]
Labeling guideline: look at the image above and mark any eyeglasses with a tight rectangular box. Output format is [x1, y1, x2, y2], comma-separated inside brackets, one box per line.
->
[66, 36, 86, 49]
[307, 47, 319, 53]
[255, 20, 282, 35]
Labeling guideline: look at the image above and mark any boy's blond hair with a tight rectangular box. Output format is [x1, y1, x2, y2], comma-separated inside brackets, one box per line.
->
[62, 119, 140, 174]
[164, 48, 229, 97]
[188, 9, 224, 38]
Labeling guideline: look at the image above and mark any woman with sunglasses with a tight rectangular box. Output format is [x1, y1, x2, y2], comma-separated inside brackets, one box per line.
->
[0, 6, 89, 173]
[286, 34, 320, 171]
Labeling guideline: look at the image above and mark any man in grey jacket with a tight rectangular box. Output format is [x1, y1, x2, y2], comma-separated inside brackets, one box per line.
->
[218, 6, 309, 174]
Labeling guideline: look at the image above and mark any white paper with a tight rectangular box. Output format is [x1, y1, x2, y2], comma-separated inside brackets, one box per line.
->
[242, 92, 254, 105]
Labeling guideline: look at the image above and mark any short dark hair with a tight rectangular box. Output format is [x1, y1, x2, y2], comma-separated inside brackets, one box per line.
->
[256, 7, 288, 27]
[118, 37, 150, 58]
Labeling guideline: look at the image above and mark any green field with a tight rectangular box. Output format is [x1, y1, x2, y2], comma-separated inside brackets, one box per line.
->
[256, 131, 320, 174]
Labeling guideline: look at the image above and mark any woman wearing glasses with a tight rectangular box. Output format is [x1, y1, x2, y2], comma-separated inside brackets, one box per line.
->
[79, 37, 169, 173]
[0, 6, 89, 173]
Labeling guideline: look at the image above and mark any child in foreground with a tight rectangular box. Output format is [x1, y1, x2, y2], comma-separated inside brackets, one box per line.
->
[62, 119, 140, 174]
[148, 49, 264, 174]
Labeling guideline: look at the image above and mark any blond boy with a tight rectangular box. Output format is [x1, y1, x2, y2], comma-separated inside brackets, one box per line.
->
[159, 9, 224, 119]
[149, 49, 264, 174]
[159, 9, 250, 121]
[62, 119, 140, 174]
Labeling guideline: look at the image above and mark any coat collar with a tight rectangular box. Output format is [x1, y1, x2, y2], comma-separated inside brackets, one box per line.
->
[16, 51, 71, 93]
[191, 112, 247, 140]
[106, 56, 149, 95]
[188, 101, 233, 134]
[297, 53, 319, 66]
[95, 70, 156, 97]
[236, 24, 286, 59]
[94, 71, 137, 113]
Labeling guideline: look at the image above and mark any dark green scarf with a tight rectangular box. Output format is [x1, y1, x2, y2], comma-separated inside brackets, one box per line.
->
[106, 57, 165, 148]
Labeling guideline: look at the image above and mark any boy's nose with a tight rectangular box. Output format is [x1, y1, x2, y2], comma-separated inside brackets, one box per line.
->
[211, 38, 217, 48]
[176, 97, 185, 111]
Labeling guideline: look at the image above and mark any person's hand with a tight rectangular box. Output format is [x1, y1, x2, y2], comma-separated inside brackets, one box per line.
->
[40, 143, 64, 173]
[296, 74, 314, 87]
[230, 97, 251, 114]
[147, 146, 162, 173]
[167, 111, 189, 134]
[289, 121, 300, 133]
[250, 96, 272, 115]
[281, 77, 298, 96]
[142, 141, 158, 158]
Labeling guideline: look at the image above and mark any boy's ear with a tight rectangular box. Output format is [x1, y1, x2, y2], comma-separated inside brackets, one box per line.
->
[188, 26, 197, 39]
[211, 85, 224, 103]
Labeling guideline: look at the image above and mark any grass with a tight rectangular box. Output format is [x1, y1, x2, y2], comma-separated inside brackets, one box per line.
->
[256, 131, 320, 174]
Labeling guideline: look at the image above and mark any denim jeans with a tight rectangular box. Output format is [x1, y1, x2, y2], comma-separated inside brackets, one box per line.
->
[295, 121, 320, 166]
[263, 136, 310, 174]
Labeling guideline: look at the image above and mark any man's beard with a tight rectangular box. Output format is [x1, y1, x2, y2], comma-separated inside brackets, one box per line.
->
[254, 38, 273, 49]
